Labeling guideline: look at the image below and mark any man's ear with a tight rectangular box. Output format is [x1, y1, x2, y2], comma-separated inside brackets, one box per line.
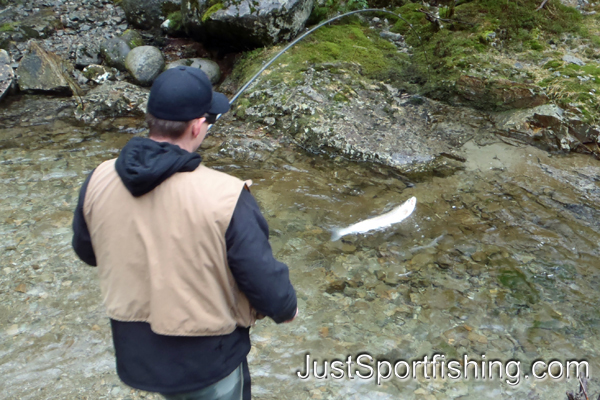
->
[191, 117, 206, 138]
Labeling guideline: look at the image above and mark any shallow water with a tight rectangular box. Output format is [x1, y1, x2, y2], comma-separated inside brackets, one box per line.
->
[1, 95, 600, 399]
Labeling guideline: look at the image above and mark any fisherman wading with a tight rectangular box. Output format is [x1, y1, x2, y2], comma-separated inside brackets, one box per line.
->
[72, 66, 298, 400]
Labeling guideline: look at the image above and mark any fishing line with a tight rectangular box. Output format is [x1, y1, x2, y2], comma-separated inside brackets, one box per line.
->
[207, 8, 430, 131]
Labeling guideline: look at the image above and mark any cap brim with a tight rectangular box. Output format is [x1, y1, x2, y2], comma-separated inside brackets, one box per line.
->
[208, 92, 230, 115]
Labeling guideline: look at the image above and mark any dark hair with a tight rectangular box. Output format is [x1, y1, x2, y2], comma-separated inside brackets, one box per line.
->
[146, 113, 192, 139]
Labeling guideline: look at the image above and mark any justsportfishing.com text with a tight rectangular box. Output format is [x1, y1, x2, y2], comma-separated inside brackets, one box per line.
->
[296, 354, 590, 386]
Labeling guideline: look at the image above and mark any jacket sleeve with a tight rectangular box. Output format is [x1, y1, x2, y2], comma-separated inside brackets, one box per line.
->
[72, 170, 97, 266]
[226, 188, 297, 323]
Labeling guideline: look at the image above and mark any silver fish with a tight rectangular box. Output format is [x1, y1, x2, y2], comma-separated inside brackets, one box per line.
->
[331, 196, 417, 241]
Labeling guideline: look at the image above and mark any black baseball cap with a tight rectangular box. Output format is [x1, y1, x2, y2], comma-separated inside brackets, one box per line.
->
[147, 66, 230, 121]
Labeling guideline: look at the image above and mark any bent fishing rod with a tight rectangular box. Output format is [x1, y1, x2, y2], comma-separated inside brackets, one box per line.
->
[207, 8, 429, 131]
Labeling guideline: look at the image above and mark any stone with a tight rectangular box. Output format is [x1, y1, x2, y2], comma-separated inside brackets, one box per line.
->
[99, 37, 131, 71]
[454, 75, 548, 111]
[167, 58, 220, 84]
[75, 44, 100, 69]
[182, 0, 315, 48]
[83, 64, 116, 84]
[120, 29, 144, 49]
[0, 50, 15, 102]
[74, 81, 149, 124]
[563, 54, 585, 66]
[16, 42, 80, 95]
[125, 46, 165, 86]
[121, 0, 181, 29]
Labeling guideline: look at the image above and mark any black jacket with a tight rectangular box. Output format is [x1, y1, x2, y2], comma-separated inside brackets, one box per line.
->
[72, 137, 297, 394]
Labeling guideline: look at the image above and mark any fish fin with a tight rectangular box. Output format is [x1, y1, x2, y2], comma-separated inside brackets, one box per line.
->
[330, 228, 343, 241]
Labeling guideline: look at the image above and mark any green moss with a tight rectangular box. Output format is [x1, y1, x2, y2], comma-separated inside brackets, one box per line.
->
[498, 268, 538, 304]
[167, 11, 183, 31]
[0, 23, 16, 33]
[231, 23, 411, 88]
[529, 40, 543, 51]
[544, 60, 563, 69]
[202, 3, 224, 22]
[333, 92, 349, 102]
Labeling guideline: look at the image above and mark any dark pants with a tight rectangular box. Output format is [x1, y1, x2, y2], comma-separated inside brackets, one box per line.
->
[161, 359, 251, 400]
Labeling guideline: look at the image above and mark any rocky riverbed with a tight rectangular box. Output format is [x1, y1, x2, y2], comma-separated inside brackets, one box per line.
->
[1, 92, 600, 399]
[2, 0, 600, 399]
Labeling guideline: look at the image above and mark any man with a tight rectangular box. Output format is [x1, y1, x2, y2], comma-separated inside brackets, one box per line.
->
[72, 66, 298, 400]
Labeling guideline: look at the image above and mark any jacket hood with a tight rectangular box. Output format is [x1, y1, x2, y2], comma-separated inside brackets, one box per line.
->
[115, 137, 202, 197]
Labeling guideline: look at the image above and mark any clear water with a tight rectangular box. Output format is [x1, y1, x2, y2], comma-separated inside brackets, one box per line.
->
[1, 95, 600, 399]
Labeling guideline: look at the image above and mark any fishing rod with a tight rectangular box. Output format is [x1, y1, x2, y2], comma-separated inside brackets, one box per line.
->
[207, 8, 429, 131]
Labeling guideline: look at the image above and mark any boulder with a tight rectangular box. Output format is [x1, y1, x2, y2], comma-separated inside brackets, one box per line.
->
[100, 37, 131, 71]
[125, 46, 165, 86]
[74, 81, 149, 124]
[0, 49, 15, 102]
[121, 0, 181, 29]
[16, 42, 81, 95]
[453, 75, 549, 111]
[167, 58, 220, 83]
[493, 104, 600, 157]
[120, 29, 144, 49]
[181, 0, 315, 48]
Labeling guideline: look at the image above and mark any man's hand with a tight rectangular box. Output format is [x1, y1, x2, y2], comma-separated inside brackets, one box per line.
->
[284, 307, 298, 323]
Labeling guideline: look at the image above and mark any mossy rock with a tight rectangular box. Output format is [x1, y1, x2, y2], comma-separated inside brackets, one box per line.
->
[202, 3, 224, 22]
[120, 29, 144, 49]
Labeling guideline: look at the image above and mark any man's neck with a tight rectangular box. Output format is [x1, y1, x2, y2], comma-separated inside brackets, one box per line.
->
[149, 135, 194, 153]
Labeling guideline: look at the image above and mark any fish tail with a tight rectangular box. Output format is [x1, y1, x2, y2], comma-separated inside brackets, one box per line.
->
[330, 228, 343, 241]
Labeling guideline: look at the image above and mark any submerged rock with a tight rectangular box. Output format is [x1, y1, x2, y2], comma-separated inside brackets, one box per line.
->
[181, 0, 314, 48]
[124, 46, 165, 86]
[167, 58, 220, 83]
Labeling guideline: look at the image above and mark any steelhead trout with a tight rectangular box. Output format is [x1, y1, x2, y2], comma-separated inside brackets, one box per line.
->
[331, 197, 417, 241]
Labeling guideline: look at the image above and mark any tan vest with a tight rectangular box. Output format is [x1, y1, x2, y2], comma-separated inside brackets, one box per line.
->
[84, 159, 257, 336]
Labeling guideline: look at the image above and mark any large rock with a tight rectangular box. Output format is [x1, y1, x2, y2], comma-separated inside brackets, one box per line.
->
[121, 0, 181, 29]
[125, 46, 165, 86]
[16, 42, 81, 95]
[234, 63, 490, 176]
[493, 104, 600, 158]
[0, 50, 15, 102]
[181, 0, 314, 48]
[167, 58, 220, 83]
[74, 81, 149, 124]
[452, 75, 549, 111]
[100, 37, 131, 71]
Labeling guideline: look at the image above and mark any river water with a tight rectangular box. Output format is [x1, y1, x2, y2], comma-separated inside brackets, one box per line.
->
[1, 95, 600, 399]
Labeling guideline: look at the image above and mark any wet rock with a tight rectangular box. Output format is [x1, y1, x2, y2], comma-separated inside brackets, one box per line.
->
[182, 0, 314, 48]
[121, 0, 181, 29]
[82, 64, 116, 84]
[493, 104, 600, 157]
[452, 75, 548, 111]
[16, 42, 80, 95]
[120, 29, 144, 49]
[124, 45, 165, 86]
[0, 49, 15, 102]
[167, 58, 220, 83]
[99, 37, 131, 71]
[74, 81, 149, 124]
